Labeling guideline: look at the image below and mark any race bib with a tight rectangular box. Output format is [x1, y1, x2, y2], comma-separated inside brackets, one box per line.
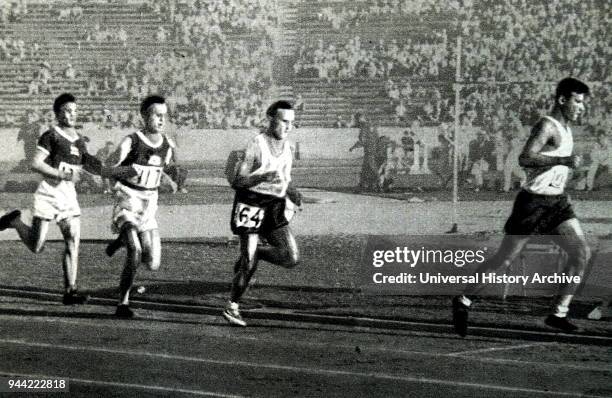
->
[131, 164, 163, 189]
[58, 161, 81, 175]
[549, 168, 568, 189]
[234, 202, 265, 229]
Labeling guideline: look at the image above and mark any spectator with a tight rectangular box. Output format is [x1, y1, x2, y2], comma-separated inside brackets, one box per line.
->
[349, 113, 379, 191]
[64, 63, 76, 80]
[502, 135, 527, 192]
[96, 141, 116, 193]
[14, 109, 39, 171]
[585, 131, 611, 191]
[468, 130, 492, 191]
[294, 94, 304, 111]
[333, 115, 347, 128]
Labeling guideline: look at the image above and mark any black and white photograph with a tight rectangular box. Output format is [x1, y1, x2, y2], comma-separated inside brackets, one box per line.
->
[0, 0, 610, 396]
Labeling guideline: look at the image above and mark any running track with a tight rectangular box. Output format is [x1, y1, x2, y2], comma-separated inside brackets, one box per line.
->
[0, 296, 610, 397]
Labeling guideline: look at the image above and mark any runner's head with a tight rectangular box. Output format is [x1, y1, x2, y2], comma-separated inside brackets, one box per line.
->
[266, 100, 294, 141]
[554, 78, 589, 122]
[53, 93, 77, 128]
[140, 95, 167, 134]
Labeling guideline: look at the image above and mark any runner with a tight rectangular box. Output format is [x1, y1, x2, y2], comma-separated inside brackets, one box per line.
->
[452, 77, 592, 335]
[106, 95, 175, 318]
[0, 93, 135, 304]
[223, 100, 302, 327]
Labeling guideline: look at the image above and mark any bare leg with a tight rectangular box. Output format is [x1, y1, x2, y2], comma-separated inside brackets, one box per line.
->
[225, 226, 300, 326]
[463, 234, 530, 296]
[549, 218, 590, 317]
[453, 234, 529, 337]
[57, 217, 81, 292]
[106, 229, 126, 257]
[257, 225, 300, 269]
[139, 229, 161, 271]
[13, 216, 49, 254]
[230, 233, 259, 303]
[118, 226, 142, 306]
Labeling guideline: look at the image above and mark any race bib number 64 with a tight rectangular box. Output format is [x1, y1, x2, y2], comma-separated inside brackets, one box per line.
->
[235, 202, 264, 229]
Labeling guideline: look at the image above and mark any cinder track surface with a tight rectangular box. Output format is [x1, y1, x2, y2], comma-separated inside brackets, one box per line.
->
[0, 296, 610, 398]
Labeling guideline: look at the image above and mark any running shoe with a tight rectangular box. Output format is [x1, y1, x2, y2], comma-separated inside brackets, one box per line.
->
[222, 302, 246, 327]
[115, 304, 134, 318]
[452, 296, 470, 337]
[545, 315, 579, 332]
[63, 290, 89, 305]
[0, 210, 20, 231]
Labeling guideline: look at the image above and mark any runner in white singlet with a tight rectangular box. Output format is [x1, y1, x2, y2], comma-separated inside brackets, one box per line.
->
[452, 78, 592, 335]
[223, 101, 303, 327]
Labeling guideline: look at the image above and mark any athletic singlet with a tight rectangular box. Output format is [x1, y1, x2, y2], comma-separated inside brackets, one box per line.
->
[523, 116, 573, 196]
[118, 130, 173, 190]
[37, 126, 86, 178]
[248, 134, 292, 198]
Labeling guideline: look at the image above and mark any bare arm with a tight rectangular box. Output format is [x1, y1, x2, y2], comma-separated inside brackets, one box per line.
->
[163, 139, 176, 173]
[518, 119, 580, 168]
[84, 153, 137, 179]
[286, 181, 302, 206]
[31, 150, 73, 181]
[95, 136, 138, 179]
[349, 130, 366, 152]
[109, 136, 133, 167]
[167, 137, 178, 164]
[349, 140, 363, 152]
[231, 140, 276, 190]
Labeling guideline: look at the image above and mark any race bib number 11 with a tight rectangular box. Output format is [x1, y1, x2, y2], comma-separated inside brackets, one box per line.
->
[235, 202, 264, 229]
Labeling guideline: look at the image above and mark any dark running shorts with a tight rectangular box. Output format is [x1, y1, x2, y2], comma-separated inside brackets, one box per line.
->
[230, 189, 288, 235]
[504, 190, 576, 235]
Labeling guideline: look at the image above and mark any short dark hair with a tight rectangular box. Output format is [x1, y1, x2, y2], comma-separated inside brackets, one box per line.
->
[555, 77, 590, 101]
[266, 100, 293, 118]
[140, 95, 166, 116]
[53, 93, 76, 114]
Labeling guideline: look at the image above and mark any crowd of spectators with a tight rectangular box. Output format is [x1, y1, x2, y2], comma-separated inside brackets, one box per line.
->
[294, 35, 448, 81]
[308, 0, 608, 84]
[293, 0, 609, 131]
[173, 0, 279, 46]
[0, 0, 608, 134]
[75, 0, 278, 129]
[83, 44, 274, 129]
[0, 0, 280, 129]
[81, 24, 128, 46]
[314, 0, 458, 29]
[56, 5, 82, 21]
[0, 36, 29, 62]
[0, 0, 27, 24]
[384, 80, 455, 125]
[459, 0, 609, 83]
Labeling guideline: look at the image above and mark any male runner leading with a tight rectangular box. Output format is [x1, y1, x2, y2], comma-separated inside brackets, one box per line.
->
[452, 77, 591, 335]
[223, 100, 302, 327]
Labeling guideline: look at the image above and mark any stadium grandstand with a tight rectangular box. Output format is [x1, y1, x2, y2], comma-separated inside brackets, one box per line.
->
[0, 0, 607, 131]
[0, 0, 609, 192]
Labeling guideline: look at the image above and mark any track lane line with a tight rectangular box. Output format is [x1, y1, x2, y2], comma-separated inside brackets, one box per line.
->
[0, 339, 608, 397]
[447, 342, 556, 356]
[1, 317, 609, 372]
[0, 371, 244, 397]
